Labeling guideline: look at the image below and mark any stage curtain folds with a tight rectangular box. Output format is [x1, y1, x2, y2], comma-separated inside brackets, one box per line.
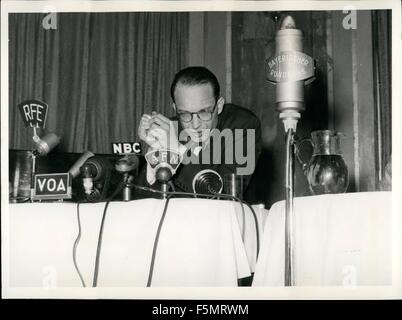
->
[9, 12, 189, 153]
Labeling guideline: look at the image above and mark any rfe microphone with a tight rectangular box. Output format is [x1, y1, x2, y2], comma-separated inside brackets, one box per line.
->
[32, 133, 61, 156]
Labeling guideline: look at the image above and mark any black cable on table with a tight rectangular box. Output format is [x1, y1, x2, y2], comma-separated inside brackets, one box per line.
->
[129, 183, 260, 260]
[168, 180, 176, 192]
[73, 203, 87, 287]
[146, 196, 171, 287]
[73, 178, 127, 288]
[92, 201, 111, 287]
[92, 179, 127, 287]
[74, 180, 260, 287]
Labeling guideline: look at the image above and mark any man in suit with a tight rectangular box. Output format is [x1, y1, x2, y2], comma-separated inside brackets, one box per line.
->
[138, 66, 261, 195]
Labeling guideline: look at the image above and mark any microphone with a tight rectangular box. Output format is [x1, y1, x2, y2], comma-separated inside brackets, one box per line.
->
[155, 164, 174, 199]
[145, 149, 183, 198]
[32, 133, 61, 156]
[68, 151, 95, 179]
[115, 154, 139, 201]
[265, 15, 315, 287]
[266, 15, 315, 132]
[80, 157, 111, 197]
[192, 169, 223, 195]
[115, 154, 139, 173]
[155, 164, 173, 183]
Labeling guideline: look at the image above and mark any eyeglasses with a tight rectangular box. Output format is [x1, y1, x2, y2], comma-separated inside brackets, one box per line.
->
[176, 104, 217, 123]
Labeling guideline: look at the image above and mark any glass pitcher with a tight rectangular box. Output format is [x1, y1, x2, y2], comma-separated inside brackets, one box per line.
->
[296, 130, 349, 195]
[9, 150, 32, 202]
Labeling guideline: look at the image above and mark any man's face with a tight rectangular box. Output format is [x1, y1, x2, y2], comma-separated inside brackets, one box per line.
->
[173, 83, 224, 142]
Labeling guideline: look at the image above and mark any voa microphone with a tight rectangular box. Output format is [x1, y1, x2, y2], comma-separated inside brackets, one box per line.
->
[80, 156, 112, 201]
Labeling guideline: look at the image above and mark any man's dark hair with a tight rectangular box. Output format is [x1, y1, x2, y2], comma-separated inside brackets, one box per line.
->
[170, 66, 220, 103]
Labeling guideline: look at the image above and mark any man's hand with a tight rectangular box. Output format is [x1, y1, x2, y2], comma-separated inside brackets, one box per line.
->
[138, 112, 186, 185]
[138, 113, 157, 147]
[138, 112, 180, 151]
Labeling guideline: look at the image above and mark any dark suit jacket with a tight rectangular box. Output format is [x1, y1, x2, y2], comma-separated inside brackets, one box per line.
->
[136, 103, 261, 197]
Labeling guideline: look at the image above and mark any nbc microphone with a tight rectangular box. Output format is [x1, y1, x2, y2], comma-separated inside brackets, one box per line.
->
[115, 154, 139, 201]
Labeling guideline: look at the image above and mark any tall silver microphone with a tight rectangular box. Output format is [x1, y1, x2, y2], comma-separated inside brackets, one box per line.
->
[266, 15, 315, 287]
[267, 15, 315, 132]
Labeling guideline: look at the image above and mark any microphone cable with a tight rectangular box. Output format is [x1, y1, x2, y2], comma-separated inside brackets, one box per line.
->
[73, 181, 260, 287]
[92, 178, 128, 287]
[73, 202, 87, 287]
[129, 184, 260, 260]
[73, 180, 126, 288]
[168, 180, 176, 192]
[147, 195, 172, 287]
[100, 168, 112, 200]
[72, 163, 126, 287]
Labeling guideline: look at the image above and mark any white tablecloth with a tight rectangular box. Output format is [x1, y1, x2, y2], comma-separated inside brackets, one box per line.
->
[9, 198, 261, 287]
[253, 192, 392, 286]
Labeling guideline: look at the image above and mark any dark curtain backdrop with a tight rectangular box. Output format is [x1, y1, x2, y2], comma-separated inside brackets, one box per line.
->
[372, 10, 392, 184]
[9, 12, 189, 153]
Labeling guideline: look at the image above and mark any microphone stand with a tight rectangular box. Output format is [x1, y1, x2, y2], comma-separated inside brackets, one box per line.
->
[155, 166, 173, 200]
[30, 153, 36, 202]
[160, 183, 169, 200]
[284, 128, 295, 286]
[30, 127, 39, 202]
[122, 173, 132, 201]
[115, 155, 138, 201]
[267, 15, 315, 286]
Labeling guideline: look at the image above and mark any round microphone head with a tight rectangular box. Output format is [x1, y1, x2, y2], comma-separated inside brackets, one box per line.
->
[156, 165, 173, 184]
[83, 157, 111, 181]
[192, 169, 223, 195]
[115, 155, 139, 173]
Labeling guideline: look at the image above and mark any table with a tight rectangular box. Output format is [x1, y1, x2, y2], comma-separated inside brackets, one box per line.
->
[253, 192, 392, 286]
[8, 198, 264, 287]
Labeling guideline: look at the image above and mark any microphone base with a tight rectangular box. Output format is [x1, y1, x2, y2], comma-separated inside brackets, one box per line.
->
[122, 186, 132, 201]
[161, 183, 168, 199]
